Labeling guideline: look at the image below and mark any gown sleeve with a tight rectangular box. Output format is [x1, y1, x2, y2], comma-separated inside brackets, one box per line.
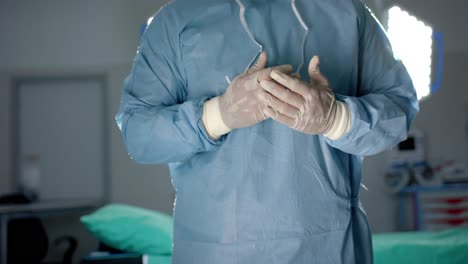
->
[116, 6, 222, 164]
[325, 1, 419, 156]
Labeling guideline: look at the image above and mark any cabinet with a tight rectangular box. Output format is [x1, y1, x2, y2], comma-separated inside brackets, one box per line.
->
[397, 183, 468, 231]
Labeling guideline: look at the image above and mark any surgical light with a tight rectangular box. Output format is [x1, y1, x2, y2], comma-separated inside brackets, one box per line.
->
[387, 6, 434, 100]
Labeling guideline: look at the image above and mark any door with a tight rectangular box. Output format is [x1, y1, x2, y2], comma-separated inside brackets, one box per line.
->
[13, 77, 106, 201]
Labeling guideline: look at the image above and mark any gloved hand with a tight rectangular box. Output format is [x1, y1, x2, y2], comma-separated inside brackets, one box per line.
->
[259, 56, 351, 139]
[202, 52, 293, 139]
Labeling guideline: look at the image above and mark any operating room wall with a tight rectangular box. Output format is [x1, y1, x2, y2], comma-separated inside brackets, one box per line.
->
[0, 0, 173, 262]
[0, 75, 12, 195]
[0, 0, 174, 210]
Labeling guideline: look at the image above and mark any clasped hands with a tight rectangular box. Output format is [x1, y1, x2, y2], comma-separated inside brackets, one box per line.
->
[202, 52, 349, 140]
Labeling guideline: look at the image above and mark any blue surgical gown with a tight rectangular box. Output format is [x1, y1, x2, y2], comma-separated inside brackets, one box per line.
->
[116, 0, 419, 263]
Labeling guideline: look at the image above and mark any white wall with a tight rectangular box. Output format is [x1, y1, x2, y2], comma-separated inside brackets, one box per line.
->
[0, 0, 161, 70]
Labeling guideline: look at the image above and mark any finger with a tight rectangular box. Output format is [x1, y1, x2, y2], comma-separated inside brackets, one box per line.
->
[310, 70, 329, 87]
[270, 70, 309, 97]
[260, 90, 300, 118]
[256, 64, 293, 83]
[247, 52, 268, 74]
[291, 73, 301, 79]
[270, 64, 293, 73]
[308, 56, 320, 77]
[263, 107, 297, 128]
[308, 56, 329, 86]
[259, 80, 304, 109]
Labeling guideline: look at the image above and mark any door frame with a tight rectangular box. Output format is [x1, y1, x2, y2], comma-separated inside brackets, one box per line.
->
[10, 75, 109, 202]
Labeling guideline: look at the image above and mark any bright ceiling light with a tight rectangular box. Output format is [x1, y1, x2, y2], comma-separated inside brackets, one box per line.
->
[387, 6, 433, 100]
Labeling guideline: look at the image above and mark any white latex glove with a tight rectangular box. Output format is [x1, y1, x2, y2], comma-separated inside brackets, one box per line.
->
[203, 52, 293, 139]
[259, 56, 351, 140]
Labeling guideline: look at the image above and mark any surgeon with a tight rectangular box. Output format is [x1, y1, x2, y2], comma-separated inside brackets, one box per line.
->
[116, 0, 419, 263]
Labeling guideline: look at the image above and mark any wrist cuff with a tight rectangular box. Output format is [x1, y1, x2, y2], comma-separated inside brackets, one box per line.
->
[202, 97, 232, 140]
[324, 101, 351, 140]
